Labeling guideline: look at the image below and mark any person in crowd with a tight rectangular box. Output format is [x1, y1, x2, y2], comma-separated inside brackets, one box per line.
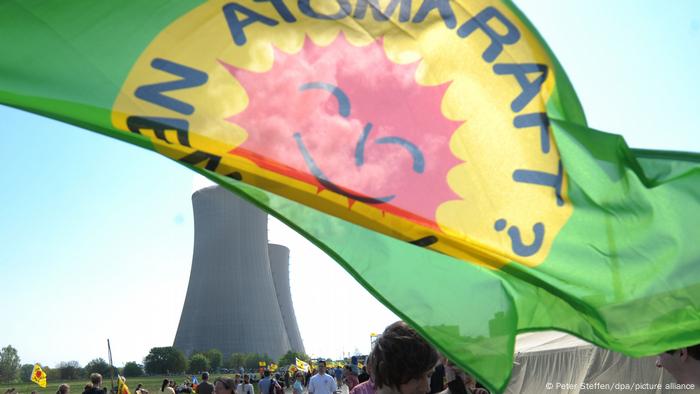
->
[57, 384, 70, 394]
[197, 373, 214, 394]
[162, 379, 176, 394]
[351, 353, 374, 394]
[82, 384, 93, 394]
[429, 364, 445, 394]
[334, 367, 343, 388]
[135, 383, 149, 394]
[85, 373, 106, 394]
[438, 358, 488, 394]
[357, 367, 370, 384]
[308, 360, 337, 394]
[343, 365, 359, 391]
[284, 371, 292, 389]
[274, 373, 284, 389]
[351, 356, 359, 376]
[293, 372, 305, 394]
[214, 378, 237, 394]
[305, 371, 312, 387]
[236, 374, 254, 394]
[657, 343, 700, 385]
[352, 321, 439, 394]
[258, 370, 273, 394]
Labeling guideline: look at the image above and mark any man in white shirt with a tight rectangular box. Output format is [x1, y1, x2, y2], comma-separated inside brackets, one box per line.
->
[308, 361, 337, 394]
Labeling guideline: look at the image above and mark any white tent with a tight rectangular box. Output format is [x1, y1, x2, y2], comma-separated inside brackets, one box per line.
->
[505, 331, 680, 393]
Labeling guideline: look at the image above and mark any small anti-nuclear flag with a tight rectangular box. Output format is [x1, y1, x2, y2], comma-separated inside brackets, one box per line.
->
[31, 364, 47, 388]
[118, 375, 130, 394]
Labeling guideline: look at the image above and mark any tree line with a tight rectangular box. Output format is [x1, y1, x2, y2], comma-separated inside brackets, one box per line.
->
[0, 344, 310, 383]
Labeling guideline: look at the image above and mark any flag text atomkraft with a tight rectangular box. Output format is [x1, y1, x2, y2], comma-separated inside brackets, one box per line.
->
[125, 0, 563, 259]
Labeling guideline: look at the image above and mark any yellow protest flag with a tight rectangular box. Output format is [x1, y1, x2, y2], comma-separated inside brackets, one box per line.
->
[269, 363, 278, 372]
[31, 364, 47, 388]
[295, 358, 309, 372]
[118, 375, 131, 394]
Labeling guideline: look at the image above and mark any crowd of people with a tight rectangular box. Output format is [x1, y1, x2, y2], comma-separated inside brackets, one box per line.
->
[16, 321, 700, 394]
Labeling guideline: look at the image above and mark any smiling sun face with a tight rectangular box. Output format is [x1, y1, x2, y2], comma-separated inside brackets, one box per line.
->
[222, 34, 461, 228]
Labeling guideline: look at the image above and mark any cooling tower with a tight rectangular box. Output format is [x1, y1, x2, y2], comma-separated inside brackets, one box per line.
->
[268, 244, 305, 353]
[174, 186, 291, 360]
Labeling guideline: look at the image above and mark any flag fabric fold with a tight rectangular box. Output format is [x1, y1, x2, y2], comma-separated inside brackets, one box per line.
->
[31, 364, 47, 388]
[1, 1, 699, 393]
[118, 375, 131, 394]
[295, 358, 310, 372]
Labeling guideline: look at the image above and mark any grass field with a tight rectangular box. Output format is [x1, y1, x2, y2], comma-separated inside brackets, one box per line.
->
[0, 374, 267, 394]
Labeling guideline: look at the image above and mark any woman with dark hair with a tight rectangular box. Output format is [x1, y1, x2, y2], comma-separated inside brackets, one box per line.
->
[352, 321, 439, 394]
[57, 384, 70, 394]
[162, 379, 176, 394]
[214, 377, 237, 394]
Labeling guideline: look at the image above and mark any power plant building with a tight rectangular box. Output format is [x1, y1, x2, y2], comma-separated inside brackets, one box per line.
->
[174, 186, 303, 360]
[268, 244, 305, 354]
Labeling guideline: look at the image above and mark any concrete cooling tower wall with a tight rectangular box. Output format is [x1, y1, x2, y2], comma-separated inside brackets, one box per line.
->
[268, 244, 305, 354]
[174, 186, 291, 360]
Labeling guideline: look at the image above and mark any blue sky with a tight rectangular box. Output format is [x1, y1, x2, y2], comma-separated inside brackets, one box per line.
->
[0, 1, 698, 368]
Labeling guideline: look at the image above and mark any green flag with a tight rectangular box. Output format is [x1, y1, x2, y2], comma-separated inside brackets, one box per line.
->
[1, 1, 699, 392]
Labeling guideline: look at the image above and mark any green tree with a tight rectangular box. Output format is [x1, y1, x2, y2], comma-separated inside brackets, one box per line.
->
[57, 361, 82, 380]
[0, 345, 21, 383]
[19, 364, 34, 383]
[227, 353, 246, 370]
[85, 358, 117, 378]
[243, 353, 272, 370]
[204, 349, 223, 372]
[45, 366, 60, 381]
[187, 354, 210, 374]
[122, 362, 144, 378]
[243, 353, 257, 370]
[144, 347, 187, 375]
[277, 351, 310, 369]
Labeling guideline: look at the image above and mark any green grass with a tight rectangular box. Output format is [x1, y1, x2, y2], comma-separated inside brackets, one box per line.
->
[0, 374, 255, 394]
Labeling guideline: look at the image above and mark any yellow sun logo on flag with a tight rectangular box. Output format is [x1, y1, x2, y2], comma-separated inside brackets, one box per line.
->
[112, 0, 572, 268]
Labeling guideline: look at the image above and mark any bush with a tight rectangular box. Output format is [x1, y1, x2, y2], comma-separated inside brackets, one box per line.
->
[122, 362, 144, 378]
[277, 352, 310, 369]
[85, 358, 117, 379]
[0, 345, 21, 383]
[226, 353, 246, 371]
[204, 349, 223, 372]
[187, 354, 210, 374]
[19, 364, 34, 383]
[57, 361, 82, 380]
[144, 347, 187, 375]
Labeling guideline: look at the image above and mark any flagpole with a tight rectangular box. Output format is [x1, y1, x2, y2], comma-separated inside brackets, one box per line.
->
[108, 339, 115, 394]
